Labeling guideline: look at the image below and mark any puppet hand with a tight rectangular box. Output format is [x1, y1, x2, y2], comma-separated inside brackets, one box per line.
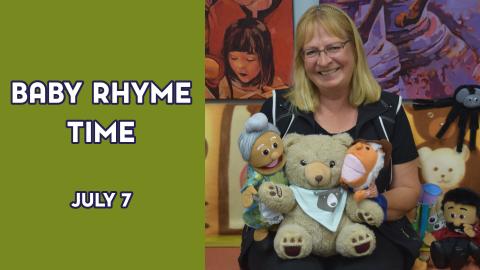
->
[463, 224, 476, 238]
[241, 185, 257, 208]
[423, 232, 436, 246]
[367, 183, 378, 198]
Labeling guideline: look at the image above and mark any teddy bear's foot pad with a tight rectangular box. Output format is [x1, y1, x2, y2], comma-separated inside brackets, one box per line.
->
[284, 245, 302, 257]
[351, 233, 373, 255]
[274, 226, 312, 259]
[354, 241, 370, 254]
[337, 223, 376, 257]
[281, 236, 304, 257]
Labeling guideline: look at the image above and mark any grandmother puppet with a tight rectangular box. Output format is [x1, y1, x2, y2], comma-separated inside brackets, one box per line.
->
[238, 112, 288, 241]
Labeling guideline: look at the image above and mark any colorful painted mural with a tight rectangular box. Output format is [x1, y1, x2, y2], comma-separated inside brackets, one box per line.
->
[205, 0, 293, 100]
[312, 0, 480, 99]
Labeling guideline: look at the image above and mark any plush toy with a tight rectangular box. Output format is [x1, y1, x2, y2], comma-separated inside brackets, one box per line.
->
[413, 85, 480, 152]
[340, 139, 391, 202]
[238, 112, 288, 241]
[418, 145, 470, 191]
[257, 133, 385, 259]
[424, 188, 480, 270]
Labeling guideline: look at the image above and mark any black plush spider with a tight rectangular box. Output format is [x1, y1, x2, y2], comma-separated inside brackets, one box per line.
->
[413, 85, 480, 153]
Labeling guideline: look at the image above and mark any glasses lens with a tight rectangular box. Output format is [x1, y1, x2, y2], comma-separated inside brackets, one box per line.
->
[304, 49, 317, 58]
[326, 46, 342, 55]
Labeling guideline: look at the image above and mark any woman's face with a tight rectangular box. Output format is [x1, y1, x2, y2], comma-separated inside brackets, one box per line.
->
[302, 24, 355, 95]
[228, 51, 261, 84]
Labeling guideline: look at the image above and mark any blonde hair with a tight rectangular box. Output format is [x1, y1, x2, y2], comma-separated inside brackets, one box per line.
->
[288, 4, 381, 112]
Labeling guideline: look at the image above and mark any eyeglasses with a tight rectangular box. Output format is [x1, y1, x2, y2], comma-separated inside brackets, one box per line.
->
[302, 40, 350, 60]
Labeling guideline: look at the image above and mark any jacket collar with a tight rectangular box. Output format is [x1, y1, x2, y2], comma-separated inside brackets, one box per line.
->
[357, 98, 389, 128]
[289, 98, 389, 133]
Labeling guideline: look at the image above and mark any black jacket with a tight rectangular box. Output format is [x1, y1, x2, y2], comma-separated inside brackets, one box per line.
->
[239, 90, 422, 268]
[260, 90, 418, 192]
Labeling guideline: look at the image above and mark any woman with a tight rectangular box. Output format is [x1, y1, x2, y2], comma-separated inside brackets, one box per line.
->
[238, 4, 422, 270]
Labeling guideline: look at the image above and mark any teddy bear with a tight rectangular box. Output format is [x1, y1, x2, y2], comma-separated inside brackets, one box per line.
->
[238, 112, 288, 241]
[257, 133, 385, 259]
[404, 104, 480, 194]
[418, 145, 470, 191]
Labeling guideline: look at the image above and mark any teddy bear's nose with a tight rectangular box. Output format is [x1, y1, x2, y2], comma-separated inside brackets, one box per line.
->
[315, 175, 323, 183]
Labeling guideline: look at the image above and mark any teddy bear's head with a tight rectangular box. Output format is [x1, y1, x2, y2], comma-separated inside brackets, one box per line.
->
[418, 145, 470, 190]
[283, 133, 353, 189]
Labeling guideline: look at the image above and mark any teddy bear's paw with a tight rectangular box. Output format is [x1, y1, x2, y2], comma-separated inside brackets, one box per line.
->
[266, 182, 283, 198]
[258, 183, 294, 213]
[357, 210, 376, 225]
[259, 182, 282, 199]
[274, 225, 312, 259]
[355, 200, 384, 227]
[258, 182, 283, 207]
[336, 224, 376, 257]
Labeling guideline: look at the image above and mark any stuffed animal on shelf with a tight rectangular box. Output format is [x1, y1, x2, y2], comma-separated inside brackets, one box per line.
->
[413, 85, 480, 153]
[238, 112, 288, 241]
[340, 139, 392, 202]
[423, 188, 480, 270]
[257, 133, 384, 259]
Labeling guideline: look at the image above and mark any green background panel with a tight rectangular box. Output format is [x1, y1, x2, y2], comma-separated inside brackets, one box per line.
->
[0, 1, 204, 269]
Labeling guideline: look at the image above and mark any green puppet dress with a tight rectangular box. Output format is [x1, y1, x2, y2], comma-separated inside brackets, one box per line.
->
[241, 165, 288, 229]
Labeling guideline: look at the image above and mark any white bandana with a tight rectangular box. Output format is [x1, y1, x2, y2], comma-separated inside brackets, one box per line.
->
[290, 185, 347, 232]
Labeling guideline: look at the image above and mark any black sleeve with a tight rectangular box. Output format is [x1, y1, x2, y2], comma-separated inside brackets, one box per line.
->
[391, 105, 418, 165]
[260, 97, 274, 123]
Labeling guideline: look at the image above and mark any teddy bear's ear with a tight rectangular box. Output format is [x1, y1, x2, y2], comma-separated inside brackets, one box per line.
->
[417, 146, 432, 168]
[283, 133, 303, 150]
[332, 133, 353, 147]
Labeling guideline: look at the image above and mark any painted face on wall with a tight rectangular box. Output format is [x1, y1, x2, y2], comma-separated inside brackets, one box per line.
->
[302, 24, 355, 95]
[228, 51, 261, 84]
[249, 131, 286, 175]
[234, 0, 258, 6]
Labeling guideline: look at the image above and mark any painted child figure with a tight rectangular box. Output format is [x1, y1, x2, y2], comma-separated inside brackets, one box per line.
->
[340, 140, 392, 202]
[219, 18, 288, 99]
[238, 112, 288, 241]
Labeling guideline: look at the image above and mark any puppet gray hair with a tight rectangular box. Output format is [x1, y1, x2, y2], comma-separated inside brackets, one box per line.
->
[238, 113, 280, 161]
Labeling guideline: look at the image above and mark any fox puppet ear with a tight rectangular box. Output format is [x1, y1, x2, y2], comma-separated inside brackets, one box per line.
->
[376, 139, 392, 168]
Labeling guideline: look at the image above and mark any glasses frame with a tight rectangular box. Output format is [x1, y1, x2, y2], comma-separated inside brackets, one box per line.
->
[302, 40, 350, 60]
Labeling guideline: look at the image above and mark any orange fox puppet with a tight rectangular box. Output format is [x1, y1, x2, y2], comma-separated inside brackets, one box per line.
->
[340, 140, 392, 201]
